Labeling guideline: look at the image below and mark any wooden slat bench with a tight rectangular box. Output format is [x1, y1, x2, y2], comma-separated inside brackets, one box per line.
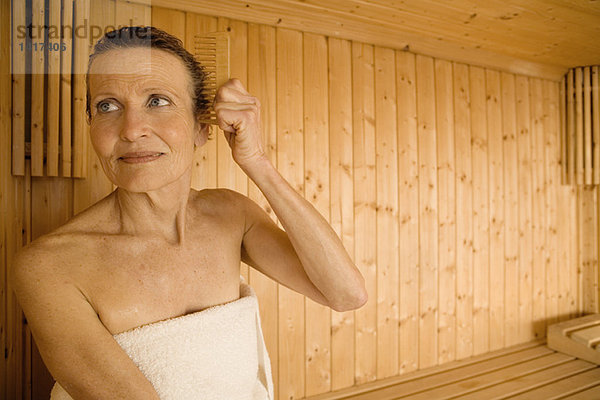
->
[303, 340, 600, 400]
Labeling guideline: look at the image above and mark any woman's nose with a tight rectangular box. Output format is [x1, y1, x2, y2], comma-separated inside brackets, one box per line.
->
[119, 108, 150, 142]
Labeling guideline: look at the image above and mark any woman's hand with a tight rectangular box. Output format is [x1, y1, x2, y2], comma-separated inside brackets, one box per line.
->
[213, 79, 266, 168]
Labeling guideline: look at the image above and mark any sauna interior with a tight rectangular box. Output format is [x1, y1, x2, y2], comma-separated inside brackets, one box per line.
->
[2, 0, 600, 399]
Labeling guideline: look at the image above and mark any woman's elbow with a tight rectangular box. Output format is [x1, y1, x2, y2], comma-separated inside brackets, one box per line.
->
[331, 286, 369, 312]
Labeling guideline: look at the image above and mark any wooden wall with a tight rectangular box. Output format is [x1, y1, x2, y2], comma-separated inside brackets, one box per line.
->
[1, 1, 598, 399]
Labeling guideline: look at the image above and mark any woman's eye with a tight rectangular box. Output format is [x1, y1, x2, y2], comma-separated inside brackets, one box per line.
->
[148, 96, 169, 107]
[96, 101, 118, 113]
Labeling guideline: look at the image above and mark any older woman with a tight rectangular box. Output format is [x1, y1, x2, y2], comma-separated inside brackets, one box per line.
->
[10, 26, 367, 399]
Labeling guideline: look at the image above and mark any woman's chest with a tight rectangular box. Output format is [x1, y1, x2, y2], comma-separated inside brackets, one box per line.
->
[79, 231, 244, 335]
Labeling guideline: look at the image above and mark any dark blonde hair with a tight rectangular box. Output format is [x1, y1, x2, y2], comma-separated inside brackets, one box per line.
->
[85, 26, 210, 125]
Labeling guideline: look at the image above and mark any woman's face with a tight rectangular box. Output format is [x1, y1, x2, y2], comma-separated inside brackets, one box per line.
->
[88, 47, 207, 192]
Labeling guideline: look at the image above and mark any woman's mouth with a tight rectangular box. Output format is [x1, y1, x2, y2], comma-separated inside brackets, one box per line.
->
[119, 152, 164, 164]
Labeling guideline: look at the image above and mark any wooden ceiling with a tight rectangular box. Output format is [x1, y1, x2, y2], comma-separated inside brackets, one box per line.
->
[138, 0, 600, 81]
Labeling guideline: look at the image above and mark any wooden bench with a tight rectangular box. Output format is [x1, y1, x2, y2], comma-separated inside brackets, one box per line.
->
[303, 340, 600, 399]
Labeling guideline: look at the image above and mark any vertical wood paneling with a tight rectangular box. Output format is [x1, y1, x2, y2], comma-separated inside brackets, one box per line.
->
[374, 46, 399, 378]
[453, 63, 474, 360]
[60, 0, 73, 177]
[303, 32, 331, 396]
[276, 27, 305, 400]
[30, 0, 45, 176]
[593, 67, 600, 185]
[11, 0, 25, 176]
[575, 68, 584, 185]
[515, 75, 534, 342]
[544, 80, 559, 325]
[469, 66, 490, 355]
[328, 37, 355, 391]
[501, 72, 519, 347]
[567, 69, 576, 185]
[247, 23, 280, 399]
[74, 0, 118, 216]
[416, 54, 438, 369]
[46, 0, 61, 177]
[72, 0, 90, 178]
[434, 59, 456, 365]
[580, 187, 599, 314]
[352, 41, 377, 385]
[486, 69, 505, 351]
[531, 78, 547, 339]
[396, 51, 420, 375]
[584, 67, 592, 185]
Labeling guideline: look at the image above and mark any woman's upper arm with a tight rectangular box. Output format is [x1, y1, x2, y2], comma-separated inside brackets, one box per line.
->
[10, 250, 160, 400]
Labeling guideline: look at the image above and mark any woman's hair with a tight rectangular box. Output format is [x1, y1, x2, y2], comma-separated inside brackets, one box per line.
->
[85, 26, 210, 124]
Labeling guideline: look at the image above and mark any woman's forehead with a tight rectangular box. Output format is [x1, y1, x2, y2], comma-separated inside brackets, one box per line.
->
[88, 48, 190, 95]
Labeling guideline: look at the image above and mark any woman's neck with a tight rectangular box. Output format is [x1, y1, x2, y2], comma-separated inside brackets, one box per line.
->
[114, 177, 192, 245]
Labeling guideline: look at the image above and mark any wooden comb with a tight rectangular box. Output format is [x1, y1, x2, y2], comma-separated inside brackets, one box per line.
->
[193, 32, 230, 125]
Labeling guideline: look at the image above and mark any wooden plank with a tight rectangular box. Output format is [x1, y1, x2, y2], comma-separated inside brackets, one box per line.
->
[374, 45, 399, 378]
[1, 0, 13, 396]
[276, 27, 305, 400]
[31, 0, 45, 176]
[593, 66, 599, 185]
[403, 352, 575, 400]
[45, 0, 61, 176]
[303, 32, 331, 396]
[561, 384, 600, 399]
[544, 80, 560, 326]
[352, 41, 377, 384]
[501, 71, 519, 347]
[247, 22, 279, 399]
[60, 0, 74, 177]
[416, 54, 438, 369]
[568, 185, 578, 318]
[396, 50, 420, 375]
[346, 345, 554, 400]
[434, 58, 456, 365]
[576, 67, 584, 185]
[183, 12, 218, 190]
[580, 187, 599, 314]
[469, 65, 490, 355]
[11, 0, 25, 176]
[486, 69, 505, 350]
[456, 359, 596, 400]
[216, 19, 249, 246]
[73, 0, 116, 215]
[560, 76, 567, 185]
[584, 67, 593, 184]
[453, 63, 473, 360]
[72, 0, 90, 178]
[329, 37, 356, 391]
[303, 341, 546, 400]
[515, 75, 534, 342]
[531, 77, 547, 339]
[509, 368, 600, 400]
[567, 69, 576, 185]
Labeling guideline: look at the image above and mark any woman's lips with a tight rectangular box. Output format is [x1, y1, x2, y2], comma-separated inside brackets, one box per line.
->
[119, 152, 164, 164]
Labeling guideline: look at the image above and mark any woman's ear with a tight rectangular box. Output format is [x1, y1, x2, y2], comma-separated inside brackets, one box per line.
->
[194, 120, 209, 149]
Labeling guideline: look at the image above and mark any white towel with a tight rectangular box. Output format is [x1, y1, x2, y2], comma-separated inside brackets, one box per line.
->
[50, 276, 274, 400]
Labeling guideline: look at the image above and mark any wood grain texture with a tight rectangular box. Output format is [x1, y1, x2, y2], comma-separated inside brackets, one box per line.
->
[304, 32, 332, 396]
[352, 41, 377, 385]
[374, 46, 399, 379]
[276, 28, 305, 400]
[416, 54, 438, 369]
[396, 50, 420, 375]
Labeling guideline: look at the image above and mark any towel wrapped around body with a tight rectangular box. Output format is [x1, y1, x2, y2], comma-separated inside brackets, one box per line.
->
[50, 276, 274, 400]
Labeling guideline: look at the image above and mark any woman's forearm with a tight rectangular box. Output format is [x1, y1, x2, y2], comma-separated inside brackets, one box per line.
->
[241, 156, 367, 311]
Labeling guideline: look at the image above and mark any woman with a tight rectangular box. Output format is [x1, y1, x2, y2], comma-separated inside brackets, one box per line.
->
[10, 26, 367, 399]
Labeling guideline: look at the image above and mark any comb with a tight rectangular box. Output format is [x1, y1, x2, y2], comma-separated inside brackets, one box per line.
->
[193, 32, 230, 125]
